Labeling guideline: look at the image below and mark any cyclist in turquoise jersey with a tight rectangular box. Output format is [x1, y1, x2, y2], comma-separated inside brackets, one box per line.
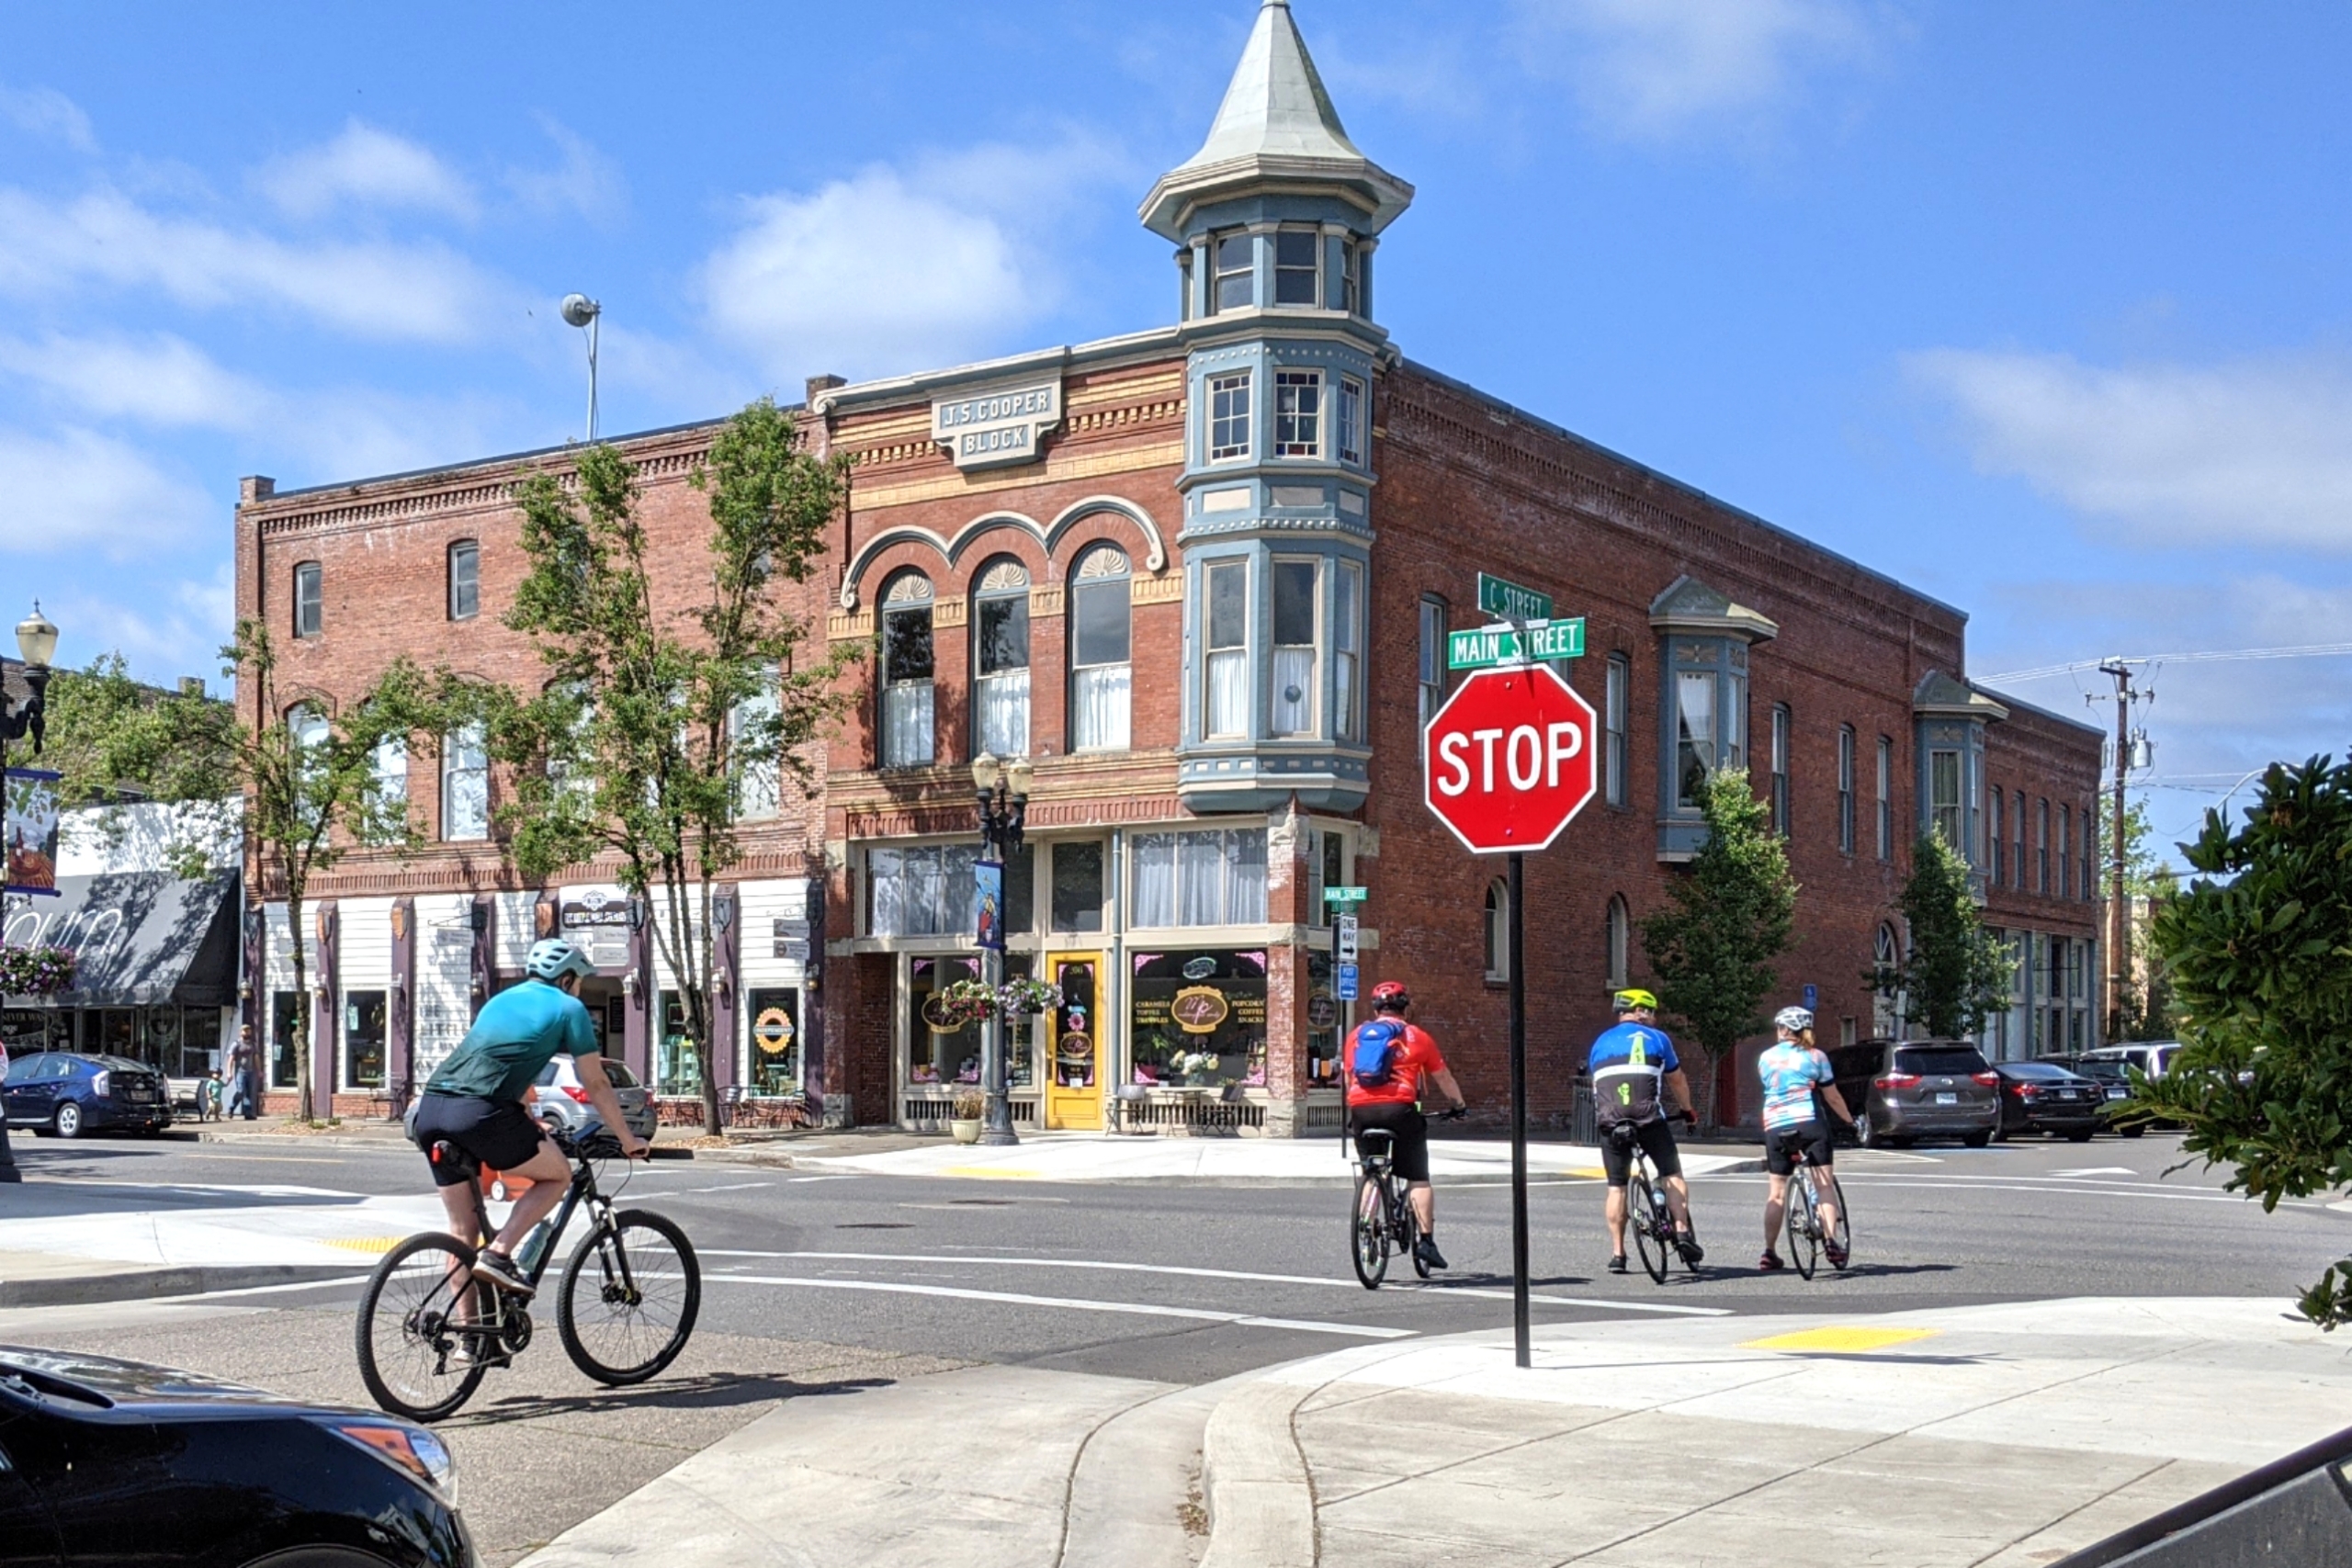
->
[1757, 1006, 1852, 1271]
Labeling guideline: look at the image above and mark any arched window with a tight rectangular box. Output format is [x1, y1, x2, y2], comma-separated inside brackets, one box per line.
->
[879, 570, 935, 768]
[1605, 896, 1631, 993]
[1484, 879, 1510, 982]
[971, 557, 1031, 758]
[1069, 544, 1131, 752]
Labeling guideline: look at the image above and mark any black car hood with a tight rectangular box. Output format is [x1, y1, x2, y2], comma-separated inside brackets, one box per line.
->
[0, 1346, 351, 1417]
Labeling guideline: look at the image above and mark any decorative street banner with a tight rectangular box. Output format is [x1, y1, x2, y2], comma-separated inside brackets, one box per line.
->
[4, 769, 62, 896]
[974, 859, 1006, 950]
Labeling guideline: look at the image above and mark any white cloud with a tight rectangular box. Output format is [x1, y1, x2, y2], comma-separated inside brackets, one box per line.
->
[48, 558, 237, 681]
[0, 331, 266, 426]
[0, 426, 213, 558]
[0, 84, 96, 153]
[1513, 0, 1892, 140]
[254, 119, 479, 221]
[504, 117, 628, 224]
[700, 137, 1131, 384]
[0, 186, 508, 343]
[1907, 348, 2352, 552]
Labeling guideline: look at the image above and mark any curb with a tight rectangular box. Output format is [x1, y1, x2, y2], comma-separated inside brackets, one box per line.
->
[1201, 1376, 1317, 1568]
[187, 1130, 701, 1160]
[0, 1263, 361, 1309]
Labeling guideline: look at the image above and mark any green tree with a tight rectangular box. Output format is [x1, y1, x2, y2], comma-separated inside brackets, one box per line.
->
[2129, 756, 2352, 1327]
[1640, 769, 1799, 1130]
[227, 622, 434, 1122]
[1879, 832, 2011, 1039]
[33, 656, 241, 874]
[481, 399, 851, 1136]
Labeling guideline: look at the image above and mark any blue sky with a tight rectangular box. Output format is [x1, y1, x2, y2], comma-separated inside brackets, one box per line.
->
[3, 0, 2348, 850]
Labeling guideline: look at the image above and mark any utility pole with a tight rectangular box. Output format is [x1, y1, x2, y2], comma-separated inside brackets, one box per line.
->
[2095, 660, 2141, 1043]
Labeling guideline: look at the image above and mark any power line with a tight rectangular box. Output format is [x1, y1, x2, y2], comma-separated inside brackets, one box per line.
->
[1978, 642, 2352, 684]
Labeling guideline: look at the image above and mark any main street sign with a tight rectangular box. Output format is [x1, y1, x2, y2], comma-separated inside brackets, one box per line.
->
[1448, 619, 1586, 670]
[1421, 663, 1600, 854]
[1477, 572, 1554, 622]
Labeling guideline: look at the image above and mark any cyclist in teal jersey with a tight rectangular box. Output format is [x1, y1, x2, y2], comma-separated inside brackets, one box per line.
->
[1756, 1006, 1852, 1271]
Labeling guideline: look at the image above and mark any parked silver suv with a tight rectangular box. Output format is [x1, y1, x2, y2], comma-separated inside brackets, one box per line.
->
[1826, 1039, 1999, 1148]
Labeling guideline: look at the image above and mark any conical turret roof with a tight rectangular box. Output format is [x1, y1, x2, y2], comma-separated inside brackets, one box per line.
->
[1141, 1, 1412, 241]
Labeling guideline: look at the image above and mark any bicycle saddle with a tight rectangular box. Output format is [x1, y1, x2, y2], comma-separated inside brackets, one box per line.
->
[427, 1140, 481, 1179]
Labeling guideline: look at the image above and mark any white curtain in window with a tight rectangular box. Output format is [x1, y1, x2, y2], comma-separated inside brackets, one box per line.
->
[870, 849, 907, 935]
[733, 682, 781, 819]
[882, 682, 934, 767]
[869, 844, 979, 936]
[1225, 829, 1267, 923]
[1177, 831, 1224, 925]
[1073, 664, 1130, 751]
[1129, 829, 1267, 928]
[976, 670, 1030, 758]
[1207, 649, 1248, 737]
[1271, 646, 1315, 737]
[1132, 834, 1177, 927]
[1675, 671, 1715, 807]
[443, 723, 488, 840]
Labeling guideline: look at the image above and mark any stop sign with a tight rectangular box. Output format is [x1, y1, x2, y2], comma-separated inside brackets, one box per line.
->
[1422, 664, 1599, 853]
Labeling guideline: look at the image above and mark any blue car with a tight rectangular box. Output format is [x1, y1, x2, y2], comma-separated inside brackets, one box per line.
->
[3, 1051, 173, 1139]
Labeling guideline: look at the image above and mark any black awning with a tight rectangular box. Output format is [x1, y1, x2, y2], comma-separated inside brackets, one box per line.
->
[1, 871, 241, 1007]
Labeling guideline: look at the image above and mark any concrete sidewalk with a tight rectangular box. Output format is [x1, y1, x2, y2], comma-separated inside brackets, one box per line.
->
[797, 1132, 1756, 1184]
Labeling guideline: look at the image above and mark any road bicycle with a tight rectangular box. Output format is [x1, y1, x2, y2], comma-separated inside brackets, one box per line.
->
[1782, 1134, 1852, 1280]
[356, 1123, 700, 1422]
[1608, 1119, 1702, 1284]
[1350, 1127, 1425, 1290]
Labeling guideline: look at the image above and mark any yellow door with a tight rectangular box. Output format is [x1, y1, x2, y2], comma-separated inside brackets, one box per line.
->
[1042, 953, 1106, 1130]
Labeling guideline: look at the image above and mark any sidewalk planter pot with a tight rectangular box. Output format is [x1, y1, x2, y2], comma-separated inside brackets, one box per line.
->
[950, 1089, 985, 1144]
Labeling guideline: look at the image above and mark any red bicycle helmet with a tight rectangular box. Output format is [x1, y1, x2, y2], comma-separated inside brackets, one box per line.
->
[1369, 980, 1411, 1011]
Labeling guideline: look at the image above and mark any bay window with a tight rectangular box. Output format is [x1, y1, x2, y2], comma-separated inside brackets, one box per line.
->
[1930, 749, 1962, 849]
[1070, 545, 1131, 752]
[1673, 671, 1714, 808]
[1204, 558, 1249, 739]
[1270, 558, 1318, 737]
[1131, 828, 1268, 927]
[1213, 231, 1253, 312]
[879, 570, 935, 768]
[1273, 370, 1321, 457]
[1338, 376, 1365, 466]
[1208, 371, 1252, 461]
[1340, 241, 1363, 314]
[1273, 230, 1318, 305]
[972, 558, 1031, 759]
[1334, 560, 1363, 743]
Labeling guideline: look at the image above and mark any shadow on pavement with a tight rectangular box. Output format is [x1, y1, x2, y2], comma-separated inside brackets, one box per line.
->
[449, 1371, 901, 1427]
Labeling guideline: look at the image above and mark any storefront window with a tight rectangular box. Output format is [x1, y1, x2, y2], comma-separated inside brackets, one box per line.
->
[1131, 829, 1267, 927]
[1130, 950, 1267, 1089]
[746, 987, 799, 1097]
[1306, 949, 1341, 1087]
[344, 991, 387, 1089]
[910, 956, 983, 1089]
[657, 992, 701, 1098]
[271, 990, 300, 1088]
[182, 1008, 221, 1077]
[869, 843, 980, 936]
[141, 1007, 179, 1072]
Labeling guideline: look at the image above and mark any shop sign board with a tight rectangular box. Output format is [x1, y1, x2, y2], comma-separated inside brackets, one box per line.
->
[1477, 572, 1554, 623]
[975, 860, 1005, 951]
[1448, 618, 1585, 670]
[1336, 963, 1360, 1001]
[559, 885, 630, 967]
[1306, 991, 1337, 1030]
[1336, 914, 1360, 964]
[753, 1008, 796, 1054]
[932, 378, 1063, 471]
[1421, 664, 1600, 855]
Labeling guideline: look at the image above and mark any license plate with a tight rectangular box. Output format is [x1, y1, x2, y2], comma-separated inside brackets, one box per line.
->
[1935, 1092, 1958, 1105]
[2107, 1088, 2126, 1099]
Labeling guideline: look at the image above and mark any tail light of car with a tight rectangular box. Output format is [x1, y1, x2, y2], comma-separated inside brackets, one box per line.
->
[1972, 1071, 1999, 1088]
[1873, 1072, 1921, 1089]
[2010, 1083, 2030, 1097]
[91, 1069, 109, 1096]
[562, 1086, 591, 1102]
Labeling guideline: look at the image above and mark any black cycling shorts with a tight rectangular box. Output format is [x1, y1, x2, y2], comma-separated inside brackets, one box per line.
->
[1599, 1117, 1681, 1187]
[1764, 1121, 1835, 1177]
[412, 1092, 547, 1187]
[1351, 1102, 1430, 1183]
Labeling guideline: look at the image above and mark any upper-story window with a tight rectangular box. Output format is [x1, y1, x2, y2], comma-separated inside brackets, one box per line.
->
[447, 540, 480, 622]
[732, 671, 781, 820]
[1875, 737, 1894, 860]
[1273, 371, 1322, 457]
[879, 570, 935, 768]
[2085, 806, 2100, 901]
[2037, 797, 2052, 893]
[293, 562, 322, 638]
[1334, 560, 1363, 744]
[1989, 786, 2005, 886]
[1604, 654, 1631, 807]
[1929, 747, 1962, 849]
[1605, 896, 1632, 990]
[1484, 879, 1510, 982]
[1070, 545, 1131, 753]
[2059, 803, 2073, 898]
[1838, 725, 1857, 853]
[1669, 641, 1746, 810]
[1770, 705, 1792, 837]
[1273, 230, 1319, 306]
[1270, 558, 1319, 737]
[1418, 595, 1448, 726]
[370, 732, 408, 816]
[1213, 232, 1253, 312]
[972, 558, 1031, 759]
[1208, 371, 1252, 461]
[442, 720, 488, 841]
[1338, 376, 1366, 466]
[1340, 241, 1363, 314]
[1204, 558, 1249, 739]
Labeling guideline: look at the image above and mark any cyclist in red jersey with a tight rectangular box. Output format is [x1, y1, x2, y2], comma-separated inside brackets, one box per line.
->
[1345, 981, 1468, 1271]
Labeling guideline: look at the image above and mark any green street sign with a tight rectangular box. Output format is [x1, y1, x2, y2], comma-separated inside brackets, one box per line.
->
[1448, 618, 1586, 670]
[1477, 572, 1554, 623]
[1322, 886, 1370, 905]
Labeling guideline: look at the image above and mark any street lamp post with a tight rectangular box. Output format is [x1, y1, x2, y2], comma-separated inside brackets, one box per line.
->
[970, 751, 1032, 1146]
[0, 602, 62, 1185]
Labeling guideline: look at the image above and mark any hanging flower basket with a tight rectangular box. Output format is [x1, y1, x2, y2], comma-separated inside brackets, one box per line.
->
[0, 945, 75, 997]
[998, 978, 1063, 1017]
[931, 979, 999, 1030]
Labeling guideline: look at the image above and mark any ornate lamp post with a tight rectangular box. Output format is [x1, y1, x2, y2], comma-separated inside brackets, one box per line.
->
[0, 602, 62, 1184]
[970, 750, 1032, 1145]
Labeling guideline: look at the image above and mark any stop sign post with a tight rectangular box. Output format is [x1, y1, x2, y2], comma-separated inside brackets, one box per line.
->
[1421, 661, 1598, 1370]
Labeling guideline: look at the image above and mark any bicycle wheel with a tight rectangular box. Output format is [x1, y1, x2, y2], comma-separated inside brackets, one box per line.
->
[1822, 1172, 1852, 1269]
[1405, 1200, 1431, 1280]
[1351, 1174, 1389, 1290]
[356, 1234, 488, 1422]
[559, 1210, 701, 1385]
[1786, 1172, 1820, 1280]
[1629, 1176, 1669, 1283]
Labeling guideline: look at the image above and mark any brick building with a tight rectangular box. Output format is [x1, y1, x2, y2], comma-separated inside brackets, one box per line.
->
[231, 0, 2102, 1128]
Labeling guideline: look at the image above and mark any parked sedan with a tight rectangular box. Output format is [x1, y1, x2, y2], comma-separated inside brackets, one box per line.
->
[2, 1051, 172, 1138]
[1992, 1060, 2103, 1142]
[1826, 1039, 2000, 1148]
[2065, 1055, 2149, 1137]
[0, 1345, 475, 1567]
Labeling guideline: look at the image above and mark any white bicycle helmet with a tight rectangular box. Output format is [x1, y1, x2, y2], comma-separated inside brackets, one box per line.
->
[526, 937, 596, 983]
[1772, 1005, 1815, 1034]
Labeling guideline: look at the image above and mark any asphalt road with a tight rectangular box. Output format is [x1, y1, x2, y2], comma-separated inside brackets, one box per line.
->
[4, 1128, 2344, 1564]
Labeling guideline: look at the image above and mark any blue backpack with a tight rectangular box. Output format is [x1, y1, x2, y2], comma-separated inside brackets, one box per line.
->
[1351, 1020, 1407, 1089]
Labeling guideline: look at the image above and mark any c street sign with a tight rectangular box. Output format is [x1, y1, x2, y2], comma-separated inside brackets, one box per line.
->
[1477, 573, 1553, 622]
[1448, 619, 1586, 670]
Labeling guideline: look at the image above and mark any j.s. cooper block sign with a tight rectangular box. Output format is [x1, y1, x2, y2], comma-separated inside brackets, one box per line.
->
[933, 378, 1062, 470]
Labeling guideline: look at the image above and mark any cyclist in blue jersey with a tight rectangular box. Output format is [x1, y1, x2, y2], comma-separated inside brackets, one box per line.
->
[411, 938, 647, 1298]
[1757, 1006, 1852, 1271]
[1588, 989, 1700, 1273]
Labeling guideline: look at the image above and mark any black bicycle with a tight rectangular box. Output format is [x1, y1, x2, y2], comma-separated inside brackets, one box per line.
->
[1609, 1119, 1702, 1283]
[1783, 1136, 1851, 1280]
[356, 1125, 700, 1422]
[1349, 1128, 1426, 1290]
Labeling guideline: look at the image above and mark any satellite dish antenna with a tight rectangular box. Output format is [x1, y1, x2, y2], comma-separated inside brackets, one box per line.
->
[560, 294, 602, 440]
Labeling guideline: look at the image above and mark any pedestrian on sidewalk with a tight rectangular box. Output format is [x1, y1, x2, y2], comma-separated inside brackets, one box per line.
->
[198, 1068, 224, 1122]
[227, 1026, 259, 1120]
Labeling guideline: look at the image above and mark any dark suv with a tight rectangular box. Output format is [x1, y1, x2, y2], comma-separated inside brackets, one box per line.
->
[1825, 1039, 1998, 1148]
[3, 1052, 173, 1139]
